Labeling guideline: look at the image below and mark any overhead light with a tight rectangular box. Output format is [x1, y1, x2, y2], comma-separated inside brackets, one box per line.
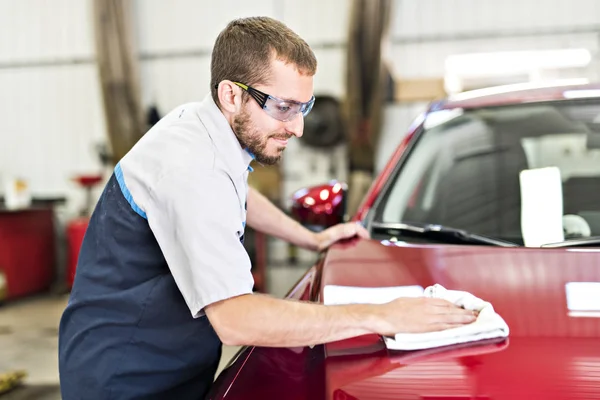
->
[450, 79, 590, 102]
[445, 48, 592, 95]
[446, 49, 592, 77]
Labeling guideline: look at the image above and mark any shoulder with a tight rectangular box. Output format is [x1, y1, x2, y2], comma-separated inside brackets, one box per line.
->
[124, 103, 221, 180]
[117, 102, 232, 213]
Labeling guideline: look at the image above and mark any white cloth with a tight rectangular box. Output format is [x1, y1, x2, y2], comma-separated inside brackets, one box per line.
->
[322, 284, 509, 351]
[385, 284, 509, 350]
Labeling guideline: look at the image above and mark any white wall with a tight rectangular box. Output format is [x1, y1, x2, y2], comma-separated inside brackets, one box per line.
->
[0, 0, 350, 218]
[0, 0, 105, 217]
[135, 0, 280, 112]
[135, 0, 350, 110]
[2, 0, 600, 218]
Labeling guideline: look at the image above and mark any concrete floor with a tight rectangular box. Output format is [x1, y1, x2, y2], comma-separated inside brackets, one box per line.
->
[0, 264, 309, 399]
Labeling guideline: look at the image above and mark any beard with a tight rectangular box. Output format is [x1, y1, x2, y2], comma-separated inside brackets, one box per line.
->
[232, 107, 290, 165]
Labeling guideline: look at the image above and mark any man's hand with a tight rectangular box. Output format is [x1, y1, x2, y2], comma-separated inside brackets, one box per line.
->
[315, 222, 370, 252]
[247, 188, 371, 252]
[373, 297, 478, 336]
[206, 293, 477, 348]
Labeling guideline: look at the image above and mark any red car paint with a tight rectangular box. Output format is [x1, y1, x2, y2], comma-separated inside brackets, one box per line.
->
[206, 83, 600, 400]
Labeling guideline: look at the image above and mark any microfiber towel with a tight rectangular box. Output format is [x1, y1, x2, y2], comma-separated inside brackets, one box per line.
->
[384, 284, 510, 351]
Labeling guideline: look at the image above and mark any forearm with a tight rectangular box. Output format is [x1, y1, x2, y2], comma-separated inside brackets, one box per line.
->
[246, 187, 318, 250]
[205, 294, 380, 347]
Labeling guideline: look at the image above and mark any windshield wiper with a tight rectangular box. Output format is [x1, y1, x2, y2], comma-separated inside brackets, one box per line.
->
[371, 222, 519, 247]
[541, 236, 600, 248]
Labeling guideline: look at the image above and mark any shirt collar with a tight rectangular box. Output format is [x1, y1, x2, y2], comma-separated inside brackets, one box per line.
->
[198, 94, 254, 175]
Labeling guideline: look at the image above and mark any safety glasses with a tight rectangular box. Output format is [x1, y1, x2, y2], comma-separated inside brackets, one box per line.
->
[228, 82, 315, 122]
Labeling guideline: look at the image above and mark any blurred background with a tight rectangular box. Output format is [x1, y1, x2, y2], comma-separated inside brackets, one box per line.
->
[0, 0, 599, 398]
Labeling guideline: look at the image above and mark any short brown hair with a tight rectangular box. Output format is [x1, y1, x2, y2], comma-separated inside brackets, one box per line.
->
[210, 17, 317, 106]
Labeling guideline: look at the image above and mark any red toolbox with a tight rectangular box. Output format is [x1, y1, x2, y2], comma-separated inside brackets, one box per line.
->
[0, 208, 55, 300]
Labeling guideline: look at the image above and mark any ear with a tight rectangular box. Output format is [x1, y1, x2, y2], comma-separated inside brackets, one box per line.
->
[217, 81, 242, 113]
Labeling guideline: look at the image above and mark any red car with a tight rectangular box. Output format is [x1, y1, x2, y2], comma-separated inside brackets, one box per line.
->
[207, 82, 600, 400]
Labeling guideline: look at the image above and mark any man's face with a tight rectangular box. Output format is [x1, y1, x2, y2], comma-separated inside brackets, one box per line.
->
[232, 59, 314, 165]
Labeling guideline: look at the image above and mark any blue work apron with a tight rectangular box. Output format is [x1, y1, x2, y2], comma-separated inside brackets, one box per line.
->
[59, 173, 222, 399]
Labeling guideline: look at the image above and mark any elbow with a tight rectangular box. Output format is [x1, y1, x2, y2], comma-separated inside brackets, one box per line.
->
[220, 334, 245, 347]
[211, 321, 247, 346]
[205, 304, 250, 346]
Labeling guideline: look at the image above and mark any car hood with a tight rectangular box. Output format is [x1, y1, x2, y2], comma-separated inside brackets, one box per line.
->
[321, 239, 600, 400]
[210, 239, 600, 400]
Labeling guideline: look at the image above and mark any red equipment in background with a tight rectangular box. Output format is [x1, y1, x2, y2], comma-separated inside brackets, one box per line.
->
[0, 207, 55, 301]
[66, 174, 103, 289]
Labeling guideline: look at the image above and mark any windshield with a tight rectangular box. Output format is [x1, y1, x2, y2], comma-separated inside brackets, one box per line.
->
[377, 100, 600, 246]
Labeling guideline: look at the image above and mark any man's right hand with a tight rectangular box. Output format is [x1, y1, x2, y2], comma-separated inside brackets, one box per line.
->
[206, 293, 478, 348]
[374, 297, 477, 336]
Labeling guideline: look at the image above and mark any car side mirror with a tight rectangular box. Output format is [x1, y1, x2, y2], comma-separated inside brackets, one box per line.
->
[290, 181, 347, 231]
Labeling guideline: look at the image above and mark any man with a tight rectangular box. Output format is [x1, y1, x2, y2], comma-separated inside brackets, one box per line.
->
[59, 17, 475, 399]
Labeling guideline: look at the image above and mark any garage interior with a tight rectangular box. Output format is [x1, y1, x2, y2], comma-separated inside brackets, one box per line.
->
[1, 0, 600, 398]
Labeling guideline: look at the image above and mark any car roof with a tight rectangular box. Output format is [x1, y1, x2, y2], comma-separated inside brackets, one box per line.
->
[434, 81, 600, 111]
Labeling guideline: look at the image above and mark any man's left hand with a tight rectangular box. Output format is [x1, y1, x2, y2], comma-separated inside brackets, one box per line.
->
[315, 222, 370, 252]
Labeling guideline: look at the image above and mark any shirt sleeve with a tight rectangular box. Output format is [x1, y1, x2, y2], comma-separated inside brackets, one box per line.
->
[145, 168, 254, 317]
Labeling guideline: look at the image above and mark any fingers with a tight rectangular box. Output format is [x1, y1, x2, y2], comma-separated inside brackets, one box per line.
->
[355, 223, 370, 239]
[424, 299, 478, 314]
[427, 304, 478, 326]
[418, 314, 477, 333]
[383, 297, 479, 335]
[342, 223, 356, 238]
[317, 222, 368, 252]
[431, 303, 478, 321]
[424, 298, 458, 308]
[320, 223, 370, 251]
[442, 312, 477, 324]
[338, 222, 370, 240]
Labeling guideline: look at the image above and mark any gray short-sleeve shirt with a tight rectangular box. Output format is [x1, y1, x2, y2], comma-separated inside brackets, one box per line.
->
[118, 95, 255, 316]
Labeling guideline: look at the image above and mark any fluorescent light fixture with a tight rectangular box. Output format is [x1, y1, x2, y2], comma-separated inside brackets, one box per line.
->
[450, 79, 590, 102]
[563, 89, 600, 99]
[566, 282, 600, 311]
[446, 49, 592, 77]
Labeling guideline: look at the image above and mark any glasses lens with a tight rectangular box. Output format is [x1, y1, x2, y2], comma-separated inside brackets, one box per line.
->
[263, 96, 316, 121]
[264, 98, 301, 121]
[302, 98, 315, 117]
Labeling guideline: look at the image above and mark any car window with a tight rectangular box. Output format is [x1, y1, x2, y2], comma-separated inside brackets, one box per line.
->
[377, 100, 600, 246]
